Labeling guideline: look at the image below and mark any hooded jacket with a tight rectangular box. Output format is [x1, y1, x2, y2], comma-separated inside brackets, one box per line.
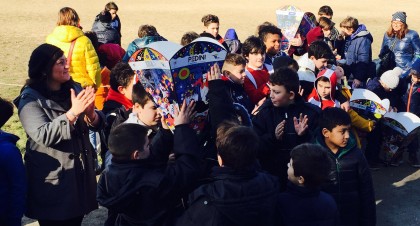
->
[92, 20, 121, 45]
[14, 83, 104, 220]
[0, 131, 26, 226]
[46, 25, 101, 88]
[314, 131, 376, 226]
[380, 30, 420, 75]
[97, 125, 202, 226]
[344, 24, 373, 82]
[252, 96, 320, 189]
[176, 167, 280, 226]
[122, 36, 167, 62]
[224, 29, 242, 54]
[307, 69, 340, 109]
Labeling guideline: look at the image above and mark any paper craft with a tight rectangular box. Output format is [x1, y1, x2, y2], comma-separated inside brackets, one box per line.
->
[349, 88, 389, 119]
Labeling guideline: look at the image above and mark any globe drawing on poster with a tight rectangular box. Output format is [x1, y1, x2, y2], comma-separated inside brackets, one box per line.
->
[128, 41, 182, 130]
[169, 37, 227, 134]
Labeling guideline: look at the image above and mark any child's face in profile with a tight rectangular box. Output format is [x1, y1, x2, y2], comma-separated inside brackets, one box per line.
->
[246, 50, 265, 69]
[323, 124, 351, 150]
[205, 22, 219, 38]
[109, 9, 117, 20]
[269, 83, 294, 107]
[310, 56, 328, 70]
[227, 64, 246, 85]
[316, 80, 332, 100]
[264, 33, 281, 56]
[287, 158, 303, 186]
[134, 100, 161, 127]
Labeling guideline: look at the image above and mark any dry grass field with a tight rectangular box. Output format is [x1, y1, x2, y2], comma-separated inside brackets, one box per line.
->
[1, 0, 419, 225]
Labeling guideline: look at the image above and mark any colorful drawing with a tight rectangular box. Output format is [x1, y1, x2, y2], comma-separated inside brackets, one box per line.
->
[276, 5, 305, 42]
[380, 112, 420, 163]
[349, 89, 388, 120]
[170, 37, 227, 134]
[297, 12, 317, 38]
[128, 41, 182, 131]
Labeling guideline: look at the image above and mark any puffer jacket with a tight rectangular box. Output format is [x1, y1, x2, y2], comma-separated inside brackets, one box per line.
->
[315, 131, 376, 226]
[92, 20, 120, 45]
[344, 24, 373, 83]
[380, 30, 420, 75]
[46, 25, 101, 88]
[122, 36, 167, 62]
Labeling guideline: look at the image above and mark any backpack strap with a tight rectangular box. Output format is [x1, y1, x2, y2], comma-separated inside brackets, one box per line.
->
[67, 39, 77, 68]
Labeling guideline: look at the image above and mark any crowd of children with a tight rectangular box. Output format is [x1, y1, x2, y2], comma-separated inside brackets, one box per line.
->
[2, 2, 420, 226]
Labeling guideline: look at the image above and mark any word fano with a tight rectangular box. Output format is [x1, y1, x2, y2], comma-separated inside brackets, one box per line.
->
[188, 54, 206, 62]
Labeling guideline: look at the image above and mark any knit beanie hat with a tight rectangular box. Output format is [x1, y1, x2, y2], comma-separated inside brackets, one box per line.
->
[28, 44, 63, 79]
[392, 11, 407, 24]
[380, 67, 403, 89]
[99, 10, 112, 23]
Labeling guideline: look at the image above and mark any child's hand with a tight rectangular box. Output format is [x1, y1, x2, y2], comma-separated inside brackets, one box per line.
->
[174, 99, 196, 126]
[157, 108, 170, 130]
[293, 114, 308, 136]
[275, 120, 286, 140]
[298, 85, 304, 96]
[207, 63, 221, 81]
[340, 101, 350, 112]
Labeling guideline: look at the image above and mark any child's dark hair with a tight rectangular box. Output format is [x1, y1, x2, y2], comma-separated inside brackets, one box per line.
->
[138, 25, 158, 38]
[105, 1, 118, 11]
[273, 56, 299, 72]
[108, 123, 148, 160]
[84, 31, 107, 67]
[180, 31, 199, 46]
[308, 40, 334, 60]
[0, 97, 14, 127]
[319, 107, 351, 131]
[132, 82, 154, 107]
[291, 143, 332, 188]
[242, 36, 266, 57]
[201, 14, 219, 27]
[216, 121, 259, 170]
[258, 25, 282, 42]
[224, 53, 247, 66]
[318, 5, 333, 16]
[269, 67, 300, 95]
[256, 21, 276, 35]
[319, 17, 334, 30]
[110, 62, 134, 91]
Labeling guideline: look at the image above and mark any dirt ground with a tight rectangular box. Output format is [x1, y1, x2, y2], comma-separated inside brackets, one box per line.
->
[1, 0, 419, 225]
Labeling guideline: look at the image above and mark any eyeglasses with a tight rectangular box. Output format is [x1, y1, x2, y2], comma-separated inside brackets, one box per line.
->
[56, 59, 67, 66]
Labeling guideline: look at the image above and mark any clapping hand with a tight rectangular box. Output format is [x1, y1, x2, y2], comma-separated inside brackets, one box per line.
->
[275, 120, 286, 140]
[293, 113, 309, 136]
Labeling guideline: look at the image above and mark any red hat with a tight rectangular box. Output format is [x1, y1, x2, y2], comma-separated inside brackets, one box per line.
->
[306, 26, 324, 47]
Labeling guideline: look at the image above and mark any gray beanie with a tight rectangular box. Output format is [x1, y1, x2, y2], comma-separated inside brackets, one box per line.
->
[392, 11, 407, 24]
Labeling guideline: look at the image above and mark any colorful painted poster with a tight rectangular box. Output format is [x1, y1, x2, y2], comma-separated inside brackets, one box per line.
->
[380, 112, 420, 163]
[128, 41, 182, 130]
[350, 88, 389, 120]
[297, 12, 317, 38]
[276, 5, 305, 42]
[169, 37, 227, 134]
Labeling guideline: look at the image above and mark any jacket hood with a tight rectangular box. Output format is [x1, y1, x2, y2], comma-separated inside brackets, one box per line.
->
[351, 24, 373, 42]
[224, 29, 239, 40]
[0, 131, 19, 145]
[297, 53, 316, 73]
[308, 69, 338, 102]
[50, 25, 85, 42]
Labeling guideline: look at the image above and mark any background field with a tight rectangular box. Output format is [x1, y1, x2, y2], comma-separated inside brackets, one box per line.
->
[0, 0, 419, 225]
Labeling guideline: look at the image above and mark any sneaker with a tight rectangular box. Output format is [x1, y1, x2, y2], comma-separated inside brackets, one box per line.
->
[409, 153, 420, 168]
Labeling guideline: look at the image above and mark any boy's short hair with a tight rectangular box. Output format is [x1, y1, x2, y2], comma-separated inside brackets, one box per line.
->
[201, 14, 219, 27]
[132, 82, 154, 107]
[242, 36, 266, 57]
[318, 5, 333, 16]
[256, 21, 276, 35]
[180, 31, 199, 46]
[110, 62, 134, 91]
[291, 143, 332, 188]
[319, 107, 351, 131]
[269, 67, 300, 95]
[138, 25, 158, 38]
[273, 56, 299, 72]
[0, 97, 13, 128]
[108, 123, 148, 160]
[308, 41, 334, 60]
[224, 53, 247, 66]
[216, 121, 259, 170]
[105, 1, 118, 11]
[319, 17, 335, 30]
[258, 25, 282, 42]
[340, 16, 359, 31]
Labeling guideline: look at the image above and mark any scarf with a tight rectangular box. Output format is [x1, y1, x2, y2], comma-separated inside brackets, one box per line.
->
[106, 88, 133, 110]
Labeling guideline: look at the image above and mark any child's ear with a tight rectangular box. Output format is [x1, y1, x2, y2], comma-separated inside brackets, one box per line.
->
[117, 85, 125, 94]
[322, 128, 330, 138]
[222, 70, 230, 77]
[217, 154, 224, 167]
[309, 56, 316, 61]
[289, 91, 296, 100]
[298, 176, 305, 185]
[131, 150, 140, 160]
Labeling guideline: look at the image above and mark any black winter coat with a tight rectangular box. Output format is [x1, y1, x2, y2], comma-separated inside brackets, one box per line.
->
[92, 20, 121, 45]
[176, 167, 280, 226]
[278, 182, 339, 226]
[252, 96, 320, 189]
[97, 125, 203, 226]
[315, 132, 376, 226]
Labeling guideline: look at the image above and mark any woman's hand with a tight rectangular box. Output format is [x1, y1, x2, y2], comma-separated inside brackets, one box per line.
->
[66, 87, 95, 123]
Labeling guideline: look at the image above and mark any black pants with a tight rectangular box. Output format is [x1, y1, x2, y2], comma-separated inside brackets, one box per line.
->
[38, 216, 84, 226]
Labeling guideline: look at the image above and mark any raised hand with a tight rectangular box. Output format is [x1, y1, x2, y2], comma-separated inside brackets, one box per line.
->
[293, 113, 308, 136]
[157, 108, 170, 130]
[174, 99, 196, 126]
[275, 120, 286, 140]
[83, 86, 96, 119]
[207, 63, 221, 81]
[340, 101, 350, 112]
[69, 87, 95, 117]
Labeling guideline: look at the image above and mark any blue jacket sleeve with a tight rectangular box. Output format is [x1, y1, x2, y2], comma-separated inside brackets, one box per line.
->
[410, 31, 420, 65]
[352, 37, 372, 82]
